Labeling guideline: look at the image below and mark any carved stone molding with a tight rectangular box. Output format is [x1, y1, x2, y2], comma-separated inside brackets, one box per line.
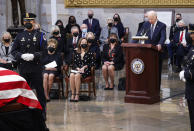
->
[65, 0, 194, 8]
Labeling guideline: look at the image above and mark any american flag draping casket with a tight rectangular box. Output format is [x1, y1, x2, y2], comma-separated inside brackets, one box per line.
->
[0, 67, 42, 110]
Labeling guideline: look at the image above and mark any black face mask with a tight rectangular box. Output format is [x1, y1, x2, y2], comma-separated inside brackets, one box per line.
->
[110, 38, 116, 43]
[73, 32, 79, 37]
[57, 25, 63, 28]
[179, 27, 184, 31]
[108, 23, 113, 27]
[24, 23, 33, 30]
[70, 19, 75, 24]
[114, 18, 119, 22]
[48, 47, 55, 53]
[87, 39, 94, 43]
[4, 39, 10, 43]
[53, 31, 59, 35]
[176, 19, 181, 23]
[81, 44, 88, 49]
[88, 15, 93, 19]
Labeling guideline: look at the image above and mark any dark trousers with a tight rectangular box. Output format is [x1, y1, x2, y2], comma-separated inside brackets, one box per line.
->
[19, 72, 46, 120]
[0, 109, 46, 131]
[187, 100, 194, 131]
[11, 0, 26, 26]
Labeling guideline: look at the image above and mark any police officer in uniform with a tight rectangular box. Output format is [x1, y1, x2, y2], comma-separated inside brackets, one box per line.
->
[179, 24, 194, 131]
[11, 13, 48, 130]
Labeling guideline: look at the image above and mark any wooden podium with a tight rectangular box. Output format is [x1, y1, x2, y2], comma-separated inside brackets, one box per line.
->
[121, 43, 160, 104]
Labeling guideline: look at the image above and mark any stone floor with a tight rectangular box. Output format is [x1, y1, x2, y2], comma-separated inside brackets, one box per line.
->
[46, 61, 190, 131]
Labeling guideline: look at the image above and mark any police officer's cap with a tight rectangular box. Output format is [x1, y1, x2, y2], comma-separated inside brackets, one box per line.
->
[188, 24, 194, 33]
[23, 13, 36, 21]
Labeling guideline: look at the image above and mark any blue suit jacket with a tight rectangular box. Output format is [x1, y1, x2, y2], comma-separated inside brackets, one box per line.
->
[137, 21, 166, 46]
[83, 18, 101, 39]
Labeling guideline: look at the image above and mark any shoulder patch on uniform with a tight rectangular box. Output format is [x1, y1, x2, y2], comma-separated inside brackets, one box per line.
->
[43, 35, 46, 41]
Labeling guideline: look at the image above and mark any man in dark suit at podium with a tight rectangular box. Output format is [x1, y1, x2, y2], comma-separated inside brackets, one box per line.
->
[135, 10, 166, 87]
[83, 10, 101, 40]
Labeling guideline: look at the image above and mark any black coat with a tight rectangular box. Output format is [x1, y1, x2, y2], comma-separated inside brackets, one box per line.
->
[184, 46, 194, 100]
[102, 44, 125, 70]
[41, 51, 62, 74]
[11, 30, 47, 74]
[89, 42, 101, 69]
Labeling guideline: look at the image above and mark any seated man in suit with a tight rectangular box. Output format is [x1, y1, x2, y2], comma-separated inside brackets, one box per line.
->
[167, 20, 188, 72]
[169, 13, 183, 43]
[100, 18, 119, 51]
[83, 10, 101, 40]
[80, 24, 88, 38]
[133, 10, 166, 87]
[66, 26, 81, 51]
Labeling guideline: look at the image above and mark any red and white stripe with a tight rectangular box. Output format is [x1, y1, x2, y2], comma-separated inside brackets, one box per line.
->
[0, 67, 42, 110]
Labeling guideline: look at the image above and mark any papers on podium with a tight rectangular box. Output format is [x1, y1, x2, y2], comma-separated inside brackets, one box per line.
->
[45, 61, 57, 68]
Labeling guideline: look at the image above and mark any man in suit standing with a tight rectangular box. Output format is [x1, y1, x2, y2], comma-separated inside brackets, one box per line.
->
[137, 12, 148, 33]
[83, 10, 101, 40]
[135, 10, 166, 87]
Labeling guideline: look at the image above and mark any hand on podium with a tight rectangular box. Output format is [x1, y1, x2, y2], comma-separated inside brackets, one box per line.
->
[156, 44, 162, 51]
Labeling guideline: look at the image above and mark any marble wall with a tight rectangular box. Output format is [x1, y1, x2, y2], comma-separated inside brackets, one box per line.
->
[1, 0, 194, 41]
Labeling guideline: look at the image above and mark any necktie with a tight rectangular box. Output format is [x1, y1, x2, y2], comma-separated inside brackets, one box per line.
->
[180, 31, 184, 43]
[89, 19, 92, 29]
[150, 24, 154, 39]
[73, 37, 77, 48]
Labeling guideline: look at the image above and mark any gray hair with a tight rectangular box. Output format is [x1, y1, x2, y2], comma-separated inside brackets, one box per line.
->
[147, 10, 157, 18]
[1, 32, 12, 43]
[51, 25, 60, 35]
[71, 26, 79, 33]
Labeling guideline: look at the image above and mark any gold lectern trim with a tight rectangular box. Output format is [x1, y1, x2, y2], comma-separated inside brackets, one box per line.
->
[65, 0, 194, 8]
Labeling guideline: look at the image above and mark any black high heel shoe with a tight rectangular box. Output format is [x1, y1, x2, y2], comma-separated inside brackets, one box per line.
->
[70, 94, 75, 102]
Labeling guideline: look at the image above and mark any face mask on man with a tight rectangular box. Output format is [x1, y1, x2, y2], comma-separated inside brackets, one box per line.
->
[88, 15, 93, 19]
[144, 17, 149, 22]
[73, 32, 79, 37]
[176, 18, 181, 23]
[82, 28, 87, 34]
[24, 23, 33, 30]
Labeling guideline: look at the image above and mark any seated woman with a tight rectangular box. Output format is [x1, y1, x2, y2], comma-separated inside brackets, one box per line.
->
[86, 32, 101, 69]
[102, 33, 125, 90]
[0, 32, 15, 70]
[70, 38, 95, 102]
[41, 39, 63, 101]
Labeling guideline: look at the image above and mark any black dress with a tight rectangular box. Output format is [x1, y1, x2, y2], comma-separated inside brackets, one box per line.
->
[41, 52, 63, 76]
[73, 51, 95, 79]
[102, 44, 125, 70]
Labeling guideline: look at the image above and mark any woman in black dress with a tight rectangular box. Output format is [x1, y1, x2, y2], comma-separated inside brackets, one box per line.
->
[41, 39, 63, 101]
[113, 13, 125, 41]
[70, 38, 95, 102]
[102, 33, 125, 90]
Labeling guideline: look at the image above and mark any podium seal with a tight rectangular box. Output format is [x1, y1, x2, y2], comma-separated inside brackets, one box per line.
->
[131, 58, 144, 74]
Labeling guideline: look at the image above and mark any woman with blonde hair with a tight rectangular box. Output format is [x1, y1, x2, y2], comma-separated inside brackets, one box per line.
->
[69, 38, 95, 102]
[0, 32, 15, 70]
[41, 38, 63, 101]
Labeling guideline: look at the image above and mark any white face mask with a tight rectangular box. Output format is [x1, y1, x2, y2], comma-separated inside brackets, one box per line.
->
[144, 17, 148, 22]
